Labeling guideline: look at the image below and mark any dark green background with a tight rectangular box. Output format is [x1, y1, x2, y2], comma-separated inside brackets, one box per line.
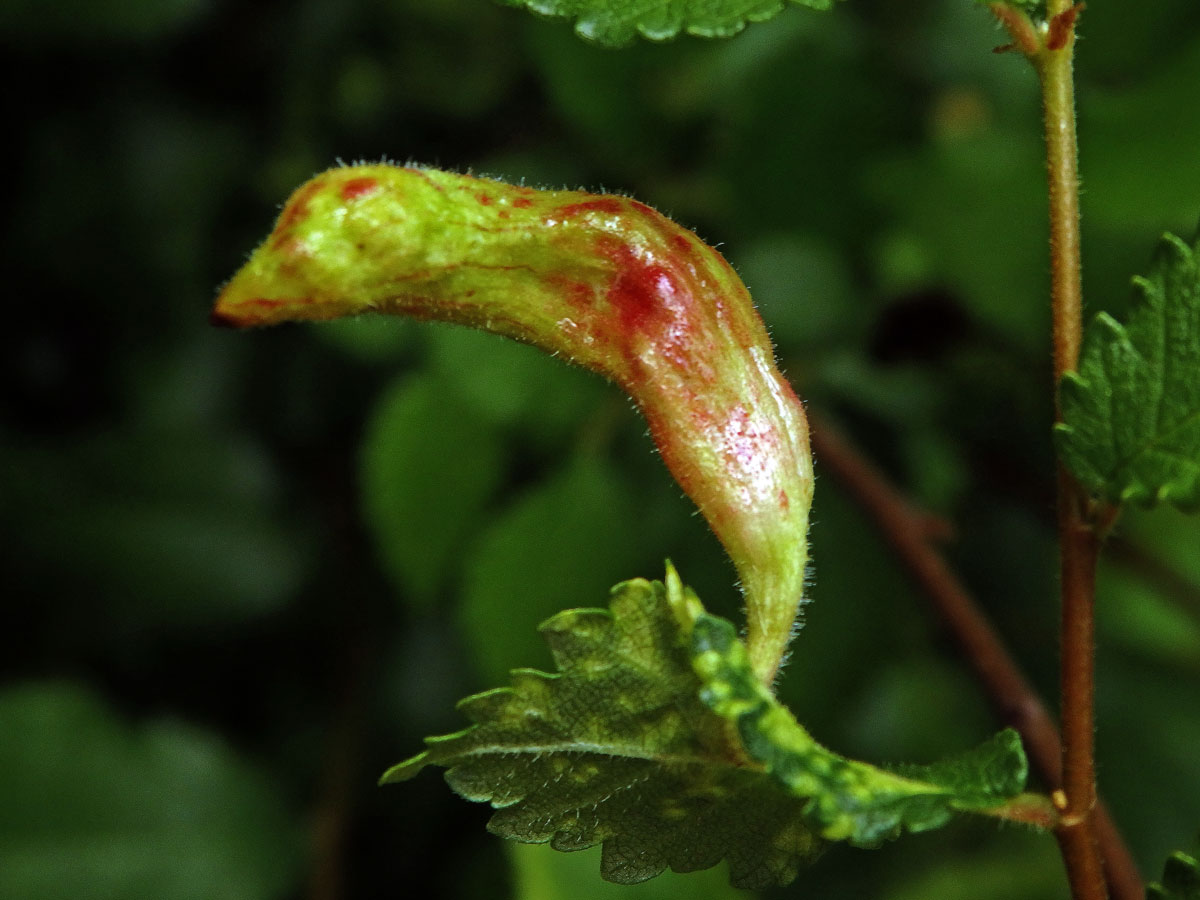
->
[4, 1, 1200, 897]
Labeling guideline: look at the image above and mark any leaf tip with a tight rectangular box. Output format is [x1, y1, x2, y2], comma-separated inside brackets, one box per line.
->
[663, 560, 704, 633]
[1159, 229, 1194, 262]
[379, 751, 430, 785]
[1148, 850, 1200, 899]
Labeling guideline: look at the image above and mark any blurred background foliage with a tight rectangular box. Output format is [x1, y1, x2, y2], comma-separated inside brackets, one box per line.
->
[4, 0, 1200, 898]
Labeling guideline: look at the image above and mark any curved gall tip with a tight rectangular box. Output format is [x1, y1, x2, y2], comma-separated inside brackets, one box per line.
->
[209, 295, 299, 329]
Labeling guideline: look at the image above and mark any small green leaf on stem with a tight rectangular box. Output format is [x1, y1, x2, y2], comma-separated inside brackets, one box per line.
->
[496, 0, 839, 48]
[1148, 851, 1200, 900]
[1055, 226, 1200, 511]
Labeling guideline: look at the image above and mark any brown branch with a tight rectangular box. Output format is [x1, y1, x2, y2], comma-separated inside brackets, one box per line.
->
[1056, 470, 1107, 900]
[808, 413, 1142, 900]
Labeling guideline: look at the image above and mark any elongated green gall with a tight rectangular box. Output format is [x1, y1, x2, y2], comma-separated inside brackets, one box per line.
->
[213, 164, 813, 683]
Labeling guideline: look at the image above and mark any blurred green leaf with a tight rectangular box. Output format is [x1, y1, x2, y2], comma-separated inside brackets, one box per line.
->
[1092, 660, 1200, 864]
[457, 456, 643, 683]
[882, 835, 1066, 900]
[377, 0, 519, 118]
[815, 353, 944, 425]
[1077, 1, 1200, 83]
[0, 0, 210, 41]
[1, 427, 308, 629]
[1112, 503, 1200, 613]
[0, 682, 300, 900]
[314, 317, 415, 364]
[1083, 38, 1200, 234]
[428, 326, 605, 445]
[864, 128, 1048, 347]
[707, 12, 897, 242]
[523, 18, 689, 164]
[732, 233, 858, 349]
[1097, 563, 1200, 669]
[498, 0, 837, 47]
[360, 373, 506, 607]
[1056, 227, 1200, 509]
[846, 658, 991, 764]
[899, 427, 969, 511]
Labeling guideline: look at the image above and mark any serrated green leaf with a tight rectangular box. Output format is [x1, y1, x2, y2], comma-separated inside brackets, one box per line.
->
[508, 841, 755, 900]
[1148, 851, 1200, 900]
[687, 603, 1034, 845]
[383, 568, 1042, 888]
[1056, 227, 1200, 509]
[387, 572, 821, 889]
[498, 0, 837, 48]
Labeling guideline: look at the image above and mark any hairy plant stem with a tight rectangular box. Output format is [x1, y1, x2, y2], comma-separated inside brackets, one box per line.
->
[1033, 4, 1107, 899]
[808, 416, 1142, 899]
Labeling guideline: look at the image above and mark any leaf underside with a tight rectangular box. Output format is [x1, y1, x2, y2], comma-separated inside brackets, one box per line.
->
[1056, 226, 1200, 510]
[383, 569, 1032, 888]
[1148, 851, 1200, 900]
[497, 0, 836, 47]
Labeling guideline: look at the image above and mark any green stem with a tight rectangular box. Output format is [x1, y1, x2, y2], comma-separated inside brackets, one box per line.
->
[1038, 14, 1084, 388]
[992, 4, 1115, 898]
[1033, 8, 1107, 900]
